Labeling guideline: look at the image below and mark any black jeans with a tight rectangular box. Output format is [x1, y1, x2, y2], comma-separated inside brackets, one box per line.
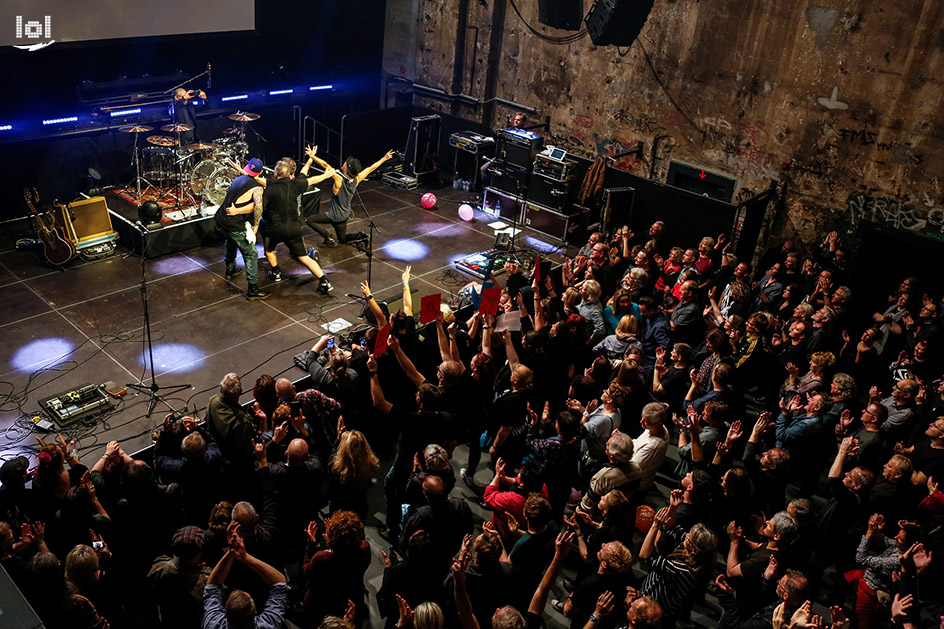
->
[306, 213, 348, 242]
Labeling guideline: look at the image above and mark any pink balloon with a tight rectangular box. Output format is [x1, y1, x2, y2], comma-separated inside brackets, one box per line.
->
[458, 203, 474, 221]
[421, 193, 437, 209]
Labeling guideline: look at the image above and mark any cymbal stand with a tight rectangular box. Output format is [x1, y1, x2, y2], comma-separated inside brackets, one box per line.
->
[130, 131, 155, 204]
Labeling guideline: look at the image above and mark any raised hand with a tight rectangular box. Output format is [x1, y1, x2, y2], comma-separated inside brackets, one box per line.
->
[715, 574, 734, 594]
[337, 415, 347, 436]
[272, 421, 289, 444]
[402, 265, 411, 283]
[594, 591, 615, 618]
[726, 520, 743, 542]
[891, 593, 912, 620]
[554, 530, 575, 555]
[395, 594, 414, 629]
[306, 521, 319, 543]
[343, 600, 356, 625]
[181, 415, 197, 432]
[764, 555, 779, 581]
[829, 606, 848, 628]
[505, 512, 520, 536]
[495, 457, 506, 479]
[360, 280, 372, 298]
[162, 413, 176, 432]
[726, 420, 743, 444]
[669, 489, 683, 509]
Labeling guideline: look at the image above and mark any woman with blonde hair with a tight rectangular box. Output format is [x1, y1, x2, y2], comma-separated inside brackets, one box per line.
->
[593, 314, 642, 360]
[783, 350, 836, 398]
[329, 428, 379, 519]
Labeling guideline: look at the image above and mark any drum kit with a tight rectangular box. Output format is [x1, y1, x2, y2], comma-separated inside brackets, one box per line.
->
[118, 112, 262, 208]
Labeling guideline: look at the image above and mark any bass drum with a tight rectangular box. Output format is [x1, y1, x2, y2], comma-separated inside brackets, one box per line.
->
[190, 160, 239, 206]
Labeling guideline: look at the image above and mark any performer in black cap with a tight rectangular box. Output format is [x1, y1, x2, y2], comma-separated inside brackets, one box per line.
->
[305, 145, 394, 247]
[216, 158, 269, 301]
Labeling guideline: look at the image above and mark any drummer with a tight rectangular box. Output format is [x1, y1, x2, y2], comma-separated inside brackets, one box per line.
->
[169, 88, 206, 144]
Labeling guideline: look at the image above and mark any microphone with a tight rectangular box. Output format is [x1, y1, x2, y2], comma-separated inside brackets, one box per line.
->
[133, 220, 150, 233]
[207, 62, 212, 89]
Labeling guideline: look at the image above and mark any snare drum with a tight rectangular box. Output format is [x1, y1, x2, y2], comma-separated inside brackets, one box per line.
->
[142, 147, 174, 185]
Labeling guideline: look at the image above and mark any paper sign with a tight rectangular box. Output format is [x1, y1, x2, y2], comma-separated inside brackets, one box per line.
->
[495, 312, 521, 332]
[374, 324, 391, 355]
[420, 293, 442, 324]
[479, 287, 501, 316]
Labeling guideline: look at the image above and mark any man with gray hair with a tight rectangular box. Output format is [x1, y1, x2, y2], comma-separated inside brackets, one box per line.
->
[720, 511, 798, 624]
[631, 403, 669, 491]
[154, 413, 223, 522]
[206, 372, 256, 488]
[578, 430, 642, 519]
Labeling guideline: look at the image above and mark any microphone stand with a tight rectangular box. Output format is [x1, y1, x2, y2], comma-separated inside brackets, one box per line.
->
[126, 222, 191, 417]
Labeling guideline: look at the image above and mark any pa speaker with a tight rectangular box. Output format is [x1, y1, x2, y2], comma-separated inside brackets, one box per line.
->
[538, 0, 583, 31]
[586, 0, 655, 47]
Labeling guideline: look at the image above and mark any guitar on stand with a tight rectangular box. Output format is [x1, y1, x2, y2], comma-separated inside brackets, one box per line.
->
[24, 188, 75, 266]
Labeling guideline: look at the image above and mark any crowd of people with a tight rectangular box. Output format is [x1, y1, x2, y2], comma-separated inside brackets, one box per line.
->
[0, 220, 942, 629]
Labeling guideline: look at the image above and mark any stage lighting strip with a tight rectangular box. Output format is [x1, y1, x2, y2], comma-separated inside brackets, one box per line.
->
[42, 116, 78, 125]
[0, 125, 11, 131]
[109, 108, 141, 117]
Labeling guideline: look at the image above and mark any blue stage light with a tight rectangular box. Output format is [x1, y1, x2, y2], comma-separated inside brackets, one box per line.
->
[268, 89, 293, 95]
[382, 238, 429, 261]
[42, 116, 78, 125]
[109, 108, 141, 117]
[0, 125, 11, 131]
[309, 85, 333, 91]
[12, 338, 75, 373]
[221, 94, 249, 102]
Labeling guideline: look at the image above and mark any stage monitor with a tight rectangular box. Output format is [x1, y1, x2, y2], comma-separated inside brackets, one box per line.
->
[1, 0, 254, 47]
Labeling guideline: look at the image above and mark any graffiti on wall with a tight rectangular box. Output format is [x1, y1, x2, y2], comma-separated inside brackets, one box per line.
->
[846, 192, 932, 232]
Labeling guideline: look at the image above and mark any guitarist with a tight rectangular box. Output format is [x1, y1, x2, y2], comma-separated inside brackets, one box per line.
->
[216, 158, 270, 301]
[24, 189, 74, 266]
[304, 145, 394, 248]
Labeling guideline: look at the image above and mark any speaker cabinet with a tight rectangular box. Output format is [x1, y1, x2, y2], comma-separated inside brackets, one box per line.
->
[538, 0, 583, 30]
[60, 196, 115, 243]
[586, 0, 655, 46]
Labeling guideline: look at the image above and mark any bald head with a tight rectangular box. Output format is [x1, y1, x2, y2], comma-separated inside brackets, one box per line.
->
[286, 438, 308, 466]
[232, 501, 258, 533]
[275, 378, 295, 402]
[422, 475, 446, 502]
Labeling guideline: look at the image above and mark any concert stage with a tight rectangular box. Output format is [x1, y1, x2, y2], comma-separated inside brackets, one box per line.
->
[0, 179, 565, 465]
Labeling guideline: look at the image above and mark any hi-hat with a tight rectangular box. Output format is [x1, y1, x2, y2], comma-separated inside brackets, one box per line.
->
[227, 112, 260, 122]
[118, 124, 153, 133]
[183, 142, 222, 151]
[146, 135, 178, 146]
[161, 123, 194, 132]
[223, 127, 244, 135]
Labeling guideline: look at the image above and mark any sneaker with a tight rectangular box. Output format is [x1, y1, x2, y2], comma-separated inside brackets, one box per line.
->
[268, 267, 282, 282]
[459, 467, 476, 488]
[306, 248, 320, 264]
[322, 238, 338, 248]
[225, 266, 243, 280]
[346, 232, 368, 243]
[246, 284, 270, 301]
[551, 600, 565, 614]
[316, 276, 333, 295]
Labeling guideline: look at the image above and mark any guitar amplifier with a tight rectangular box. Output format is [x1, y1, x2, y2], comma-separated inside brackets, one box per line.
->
[496, 128, 543, 169]
[486, 162, 530, 197]
[449, 131, 495, 155]
[60, 196, 116, 244]
[527, 172, 574, 212]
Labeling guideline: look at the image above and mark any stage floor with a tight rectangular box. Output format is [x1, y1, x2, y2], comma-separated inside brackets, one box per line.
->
[0, 179, 567, 463]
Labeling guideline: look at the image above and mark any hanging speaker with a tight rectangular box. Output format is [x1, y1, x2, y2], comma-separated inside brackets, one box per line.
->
[586, 0, 655, 46]
[537, 0, 583, 31]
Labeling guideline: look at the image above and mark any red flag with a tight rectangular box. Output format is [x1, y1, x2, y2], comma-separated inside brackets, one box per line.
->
[533, 255, 542, 283]
[374, 324, 391, 355]
[420, 293, 442, 324]
[479, 287, 501, 316]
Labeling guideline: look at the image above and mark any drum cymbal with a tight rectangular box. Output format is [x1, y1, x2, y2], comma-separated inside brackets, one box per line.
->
[183, 142, 222, 151]
[223, 127, 244, 135]
[118, 124, 153, 133]
[227, 112, 260, 122]
[161, 123, 195, 132]
[147, 135, 179, 146]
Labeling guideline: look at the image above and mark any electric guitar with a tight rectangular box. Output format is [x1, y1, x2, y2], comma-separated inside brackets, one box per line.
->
[24, 188, 75, 265]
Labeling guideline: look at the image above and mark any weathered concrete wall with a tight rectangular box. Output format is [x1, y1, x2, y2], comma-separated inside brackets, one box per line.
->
[383, 0, 944, 245]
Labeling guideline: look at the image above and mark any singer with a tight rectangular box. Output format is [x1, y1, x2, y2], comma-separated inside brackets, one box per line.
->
[216, 157, 270, 301]
[304, 145, 395, 247]
[169, 87, 207, 144]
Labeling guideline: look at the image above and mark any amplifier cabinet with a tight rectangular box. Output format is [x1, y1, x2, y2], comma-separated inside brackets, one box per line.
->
[486, 162, 530, 197]
[60, 196, 115, 244]
[449, 131, 495, 156]
[483, 187, 524, 224]
[523, 201, 588, 242]
[496, 128, 543, 169]
[527, 173, 574, 212]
